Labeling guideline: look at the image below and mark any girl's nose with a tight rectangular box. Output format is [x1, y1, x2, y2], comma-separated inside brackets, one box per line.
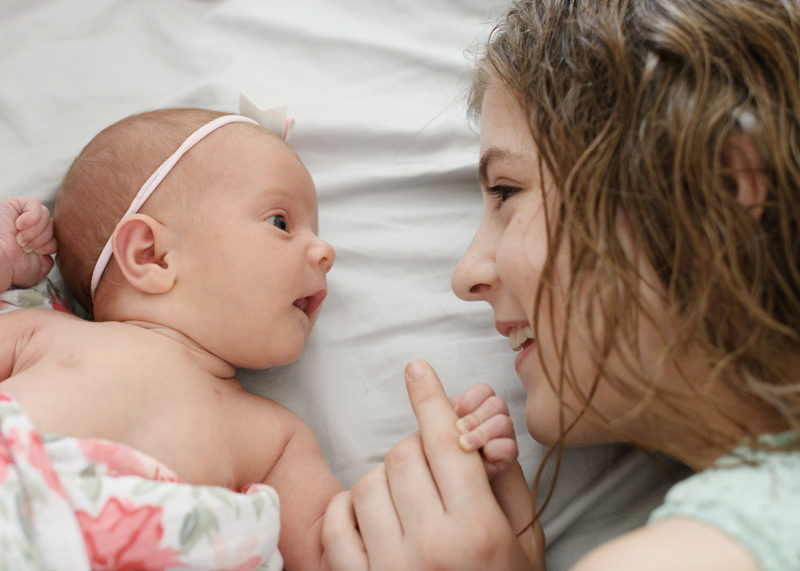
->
[451, 226, 498, 302]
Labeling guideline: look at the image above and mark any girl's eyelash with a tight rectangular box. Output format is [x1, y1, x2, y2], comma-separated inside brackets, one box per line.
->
[487, 184, 520, 207]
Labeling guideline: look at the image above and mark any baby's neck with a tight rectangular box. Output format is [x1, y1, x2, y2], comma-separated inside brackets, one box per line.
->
[120, 320, 237, 380]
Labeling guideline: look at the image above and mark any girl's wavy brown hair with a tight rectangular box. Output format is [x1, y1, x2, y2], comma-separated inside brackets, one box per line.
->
[471, 0, 800, 484]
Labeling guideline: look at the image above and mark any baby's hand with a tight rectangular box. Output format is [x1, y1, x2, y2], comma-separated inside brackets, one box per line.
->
[0, 196, 56, 290]
[451, 383, 518, 479]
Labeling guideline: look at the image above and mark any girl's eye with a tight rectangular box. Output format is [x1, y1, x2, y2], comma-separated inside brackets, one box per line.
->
[487, 184, 521, 208]
[266, 214, 288, 231]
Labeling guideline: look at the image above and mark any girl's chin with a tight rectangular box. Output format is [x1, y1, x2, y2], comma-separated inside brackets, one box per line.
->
[525, 402, 617, 447]
[524, 408, 562, 446]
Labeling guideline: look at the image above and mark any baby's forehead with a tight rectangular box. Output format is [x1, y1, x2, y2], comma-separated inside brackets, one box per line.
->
[208, 123, 301, 164]
[180, 123, 315, 197]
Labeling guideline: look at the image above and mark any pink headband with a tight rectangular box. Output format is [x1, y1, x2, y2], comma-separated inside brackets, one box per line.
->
[89, 97, 293, 300]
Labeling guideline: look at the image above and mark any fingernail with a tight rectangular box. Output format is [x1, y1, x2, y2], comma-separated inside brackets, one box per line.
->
[16, 235, 30, 253]
[458, 433, 475, 451]
[456, 417, 475, 433]
[405, 360, 424, 381]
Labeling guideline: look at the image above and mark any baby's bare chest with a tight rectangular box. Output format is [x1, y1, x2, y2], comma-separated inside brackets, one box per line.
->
[6, 324, 264, 487]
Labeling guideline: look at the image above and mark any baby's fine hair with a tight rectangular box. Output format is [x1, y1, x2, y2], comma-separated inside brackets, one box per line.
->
[54, 108, 227, 313]
[472, 0, 800, 461]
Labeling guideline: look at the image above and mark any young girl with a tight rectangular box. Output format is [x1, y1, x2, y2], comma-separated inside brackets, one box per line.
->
[323, 1, 800, 569]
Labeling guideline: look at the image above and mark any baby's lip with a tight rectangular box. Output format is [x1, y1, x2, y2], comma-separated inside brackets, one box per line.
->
[293, 289, 327, 318]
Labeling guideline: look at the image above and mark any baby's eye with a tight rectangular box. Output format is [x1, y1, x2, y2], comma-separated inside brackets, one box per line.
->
[487, 184, 521, 209]
[266, 214, 288, 231]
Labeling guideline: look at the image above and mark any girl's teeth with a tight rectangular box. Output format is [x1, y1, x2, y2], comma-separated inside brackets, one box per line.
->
[508, 326, 534, 351]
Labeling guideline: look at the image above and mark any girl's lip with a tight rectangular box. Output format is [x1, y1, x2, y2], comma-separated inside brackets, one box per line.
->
[494, 319, 531, 337]
[515, 341, 536, 372]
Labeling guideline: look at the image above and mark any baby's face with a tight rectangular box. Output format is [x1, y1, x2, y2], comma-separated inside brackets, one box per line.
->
[163, 125, 335, 369]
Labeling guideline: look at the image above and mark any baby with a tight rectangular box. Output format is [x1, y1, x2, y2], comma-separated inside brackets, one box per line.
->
[0, 108, 515, 570]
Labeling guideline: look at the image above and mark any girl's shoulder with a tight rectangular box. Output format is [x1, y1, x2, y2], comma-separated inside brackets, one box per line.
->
[573, 516, 760, 571]
[645, 437, 800, 571]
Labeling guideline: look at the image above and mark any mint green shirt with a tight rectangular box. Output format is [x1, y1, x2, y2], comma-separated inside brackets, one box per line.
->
[649, 432, 800, 571]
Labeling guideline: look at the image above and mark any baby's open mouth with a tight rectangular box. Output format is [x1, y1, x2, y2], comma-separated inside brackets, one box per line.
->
[293, 289, 327, 318]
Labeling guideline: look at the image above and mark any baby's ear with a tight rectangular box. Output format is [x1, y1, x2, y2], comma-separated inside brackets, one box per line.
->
[721, 133, 768, 220]
[111, 214, 175, 294]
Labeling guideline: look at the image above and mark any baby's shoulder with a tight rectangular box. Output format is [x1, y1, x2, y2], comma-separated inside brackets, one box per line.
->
[0, 307, 83, 340]
[228, 387, 303, 430]
[224, 389, 316, 452]
[0, 309, 85, 377]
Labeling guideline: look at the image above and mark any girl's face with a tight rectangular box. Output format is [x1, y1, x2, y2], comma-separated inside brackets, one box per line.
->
[452, 83, 675, 446]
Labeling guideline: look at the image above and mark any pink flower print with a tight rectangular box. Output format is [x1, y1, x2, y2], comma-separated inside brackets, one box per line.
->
[78, 439, 179, 482]
[50, 294, 72, 314]
[27, 430, 66, 497]
[211, 532, 264, 571]
[0, 424, 20, 486]
[0, 439, 11, 485]
[76, 498, 182, 570]
[79, 440, 148, 478]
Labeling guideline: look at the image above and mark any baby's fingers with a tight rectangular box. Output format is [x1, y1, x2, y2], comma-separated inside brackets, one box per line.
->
[455, 392, 510, 435]
[457, 412, 515, 453]
[481, 437, 518, 477]
[16, 203, 55, 254]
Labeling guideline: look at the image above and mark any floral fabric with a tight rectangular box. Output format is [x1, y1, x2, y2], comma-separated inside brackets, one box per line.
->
[0, 278, 75, 316]
[0, 391, 283, 570]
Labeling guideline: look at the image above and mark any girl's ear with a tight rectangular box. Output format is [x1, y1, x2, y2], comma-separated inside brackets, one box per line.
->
[110, 214, 175, 294]
[721, 134, 768, 220]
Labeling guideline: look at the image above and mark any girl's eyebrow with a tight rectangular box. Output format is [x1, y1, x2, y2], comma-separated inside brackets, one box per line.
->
[478, 147, 526, 189]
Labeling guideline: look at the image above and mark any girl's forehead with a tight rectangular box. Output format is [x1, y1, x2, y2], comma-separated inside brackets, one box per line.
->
[480, 86, 531, 147]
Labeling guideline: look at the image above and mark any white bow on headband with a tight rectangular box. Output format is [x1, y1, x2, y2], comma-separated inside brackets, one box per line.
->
[239, 92, 295, 141]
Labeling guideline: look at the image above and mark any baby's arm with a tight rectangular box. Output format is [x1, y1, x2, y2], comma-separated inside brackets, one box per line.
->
[0, 197, 56, 292]
[452, 383, 518, 478]
[261, 409, 343, 571]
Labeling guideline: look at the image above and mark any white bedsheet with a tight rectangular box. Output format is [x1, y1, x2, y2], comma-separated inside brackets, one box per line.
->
[0, 2, 685, 568]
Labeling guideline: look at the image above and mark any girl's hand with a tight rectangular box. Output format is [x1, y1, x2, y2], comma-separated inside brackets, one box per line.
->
[452, 383, 518, 478]
[0, 197, 56, 291]
[322, 360, 544, 571]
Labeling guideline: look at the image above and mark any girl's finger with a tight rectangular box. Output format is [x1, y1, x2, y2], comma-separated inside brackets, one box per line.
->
[384, 431, 445, 526]
[404, 360, 492, 509]
[349, 464, 404, 568]
[322, 491, 369, 571]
